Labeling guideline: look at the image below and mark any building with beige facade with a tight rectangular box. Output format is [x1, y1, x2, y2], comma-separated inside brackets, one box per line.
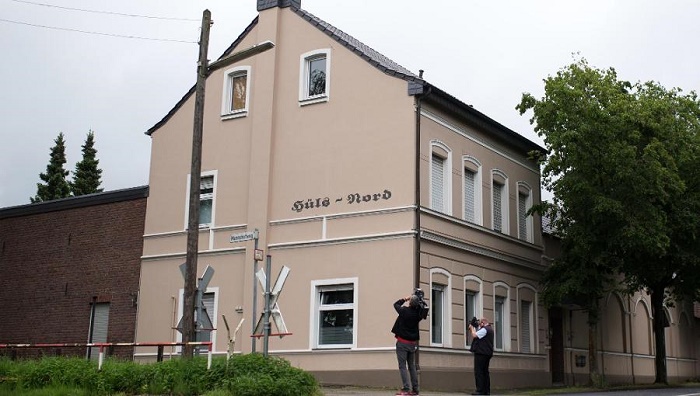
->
[134, 0, 699, 391]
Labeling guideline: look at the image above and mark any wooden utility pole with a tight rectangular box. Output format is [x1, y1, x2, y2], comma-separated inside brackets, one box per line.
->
[182, 9, 212, 359]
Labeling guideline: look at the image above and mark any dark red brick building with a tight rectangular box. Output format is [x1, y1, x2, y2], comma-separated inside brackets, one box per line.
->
[0, 186, 148, 359]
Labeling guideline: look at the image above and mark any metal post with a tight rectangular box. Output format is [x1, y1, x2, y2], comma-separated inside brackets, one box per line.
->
[207, 342, 212, 369]
[252, 229, 259, 353]
[263, 255, 272, 357]
[98, 345, 104, 370]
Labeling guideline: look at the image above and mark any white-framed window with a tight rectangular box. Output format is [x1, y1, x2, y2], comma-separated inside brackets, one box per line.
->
[176, 287, 219, 353]
[430, 268, 452, 347]
[184, 170, 217, 229]
[311, 278, 357, 349]
[517, 182, 533, 242]
[464, 275, 482, 347]
[495, 296, 505, 349]
[299, 49, 330, 105]
[430, 141, 452, 215]
[221, 66, 251, 119]
[493, 282, 511, 352]
[491, 170, 509, 234]
[517, 283, 537, 354]
[463, 156, 483, 225]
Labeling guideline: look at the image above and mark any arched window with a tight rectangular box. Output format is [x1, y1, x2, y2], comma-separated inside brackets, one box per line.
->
[464, 275, 483, 347]
[491, 170, 509, 233]
[517, 182, 533, 242]
[430, 141, 452, 215]
[463, 156, 482, 225]
[430, 268, 452, 347]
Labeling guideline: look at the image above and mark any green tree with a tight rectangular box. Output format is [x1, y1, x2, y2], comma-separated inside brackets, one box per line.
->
[71, 130, 103, 196]
[31, 132, 71, 203]
[517, 57, 700, 385]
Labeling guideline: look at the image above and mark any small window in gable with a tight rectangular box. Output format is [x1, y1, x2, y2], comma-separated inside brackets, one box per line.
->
[221, 66, 251, 119]
[185, 171, 217, 230]
[299, 49, 330, 105]
[199, 175, 214, 227]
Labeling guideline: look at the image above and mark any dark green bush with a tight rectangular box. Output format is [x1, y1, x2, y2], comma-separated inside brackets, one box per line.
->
[0, 354, 320, 396]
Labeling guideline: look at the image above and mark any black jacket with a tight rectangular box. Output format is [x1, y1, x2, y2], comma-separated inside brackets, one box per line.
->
[470, 324, 494, 356]
[391, 299, 423, 341]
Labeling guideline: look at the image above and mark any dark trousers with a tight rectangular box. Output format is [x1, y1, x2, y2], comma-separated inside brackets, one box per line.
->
[474, 353, 491, 394]
[396, 341, 418, 392]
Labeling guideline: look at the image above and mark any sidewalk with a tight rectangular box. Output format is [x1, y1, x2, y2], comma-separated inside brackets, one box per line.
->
[322, 386, 477, 395]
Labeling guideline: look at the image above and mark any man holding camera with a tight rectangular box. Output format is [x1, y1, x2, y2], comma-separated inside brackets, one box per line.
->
[391, 290, 427, 396]
[468, 317, 494, 395]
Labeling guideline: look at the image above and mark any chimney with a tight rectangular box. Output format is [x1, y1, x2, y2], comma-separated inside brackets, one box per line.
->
[257, 0, 300, 11]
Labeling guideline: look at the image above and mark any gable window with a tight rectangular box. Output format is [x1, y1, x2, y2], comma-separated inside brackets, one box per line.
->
[517, 183, 533, 242]
[430, 141, 452, 215]
[199, 176, 214, 227]
[312, 279, 357, 349]
[463, 157, 482, 225]
[299, 49, 330, 105]
[492, 171, 509, 234]
[185, 171, 217, 229]
[221, 66, 251, 119]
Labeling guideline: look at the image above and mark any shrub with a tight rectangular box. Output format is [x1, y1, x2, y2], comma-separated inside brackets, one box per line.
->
[0, 354, 320, 396]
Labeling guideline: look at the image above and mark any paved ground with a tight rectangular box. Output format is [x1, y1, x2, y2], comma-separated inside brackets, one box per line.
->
[321, 385, 700, 396]
[322, 387, 466, 395]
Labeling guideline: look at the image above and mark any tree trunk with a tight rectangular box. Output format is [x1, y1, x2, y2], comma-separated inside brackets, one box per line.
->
[650, 285, 668, 384]
[587, 308, 603, 387]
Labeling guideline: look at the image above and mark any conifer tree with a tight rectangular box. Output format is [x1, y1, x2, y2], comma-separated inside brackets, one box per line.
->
[31, 132, 71, 203]
[71, 130, 103, 196]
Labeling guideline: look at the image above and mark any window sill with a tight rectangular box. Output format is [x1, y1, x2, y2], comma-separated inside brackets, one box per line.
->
[299, 95, 328, 106]
[221, 111, 247, 121]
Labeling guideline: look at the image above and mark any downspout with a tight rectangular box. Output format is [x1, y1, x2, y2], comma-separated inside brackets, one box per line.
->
[87, 296, 97, 359]
[414, 70, 425, 292]
[413, 71, 427, 373]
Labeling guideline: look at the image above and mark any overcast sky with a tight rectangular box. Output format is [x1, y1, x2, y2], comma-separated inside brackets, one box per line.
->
[2, 0, 699, 208]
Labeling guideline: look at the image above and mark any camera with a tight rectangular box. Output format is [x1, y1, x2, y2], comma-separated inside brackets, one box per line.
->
[469, 316, 480, 329]
[413, 288, 429, 319]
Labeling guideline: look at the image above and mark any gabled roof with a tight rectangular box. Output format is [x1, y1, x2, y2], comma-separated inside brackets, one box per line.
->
[291, 7, 419, 81]
[146, 5, 545, 154]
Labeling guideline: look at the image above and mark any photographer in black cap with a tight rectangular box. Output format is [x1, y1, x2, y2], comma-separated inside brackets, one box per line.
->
[391, 290, 428, 396]
[468, 317, 494, 395]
